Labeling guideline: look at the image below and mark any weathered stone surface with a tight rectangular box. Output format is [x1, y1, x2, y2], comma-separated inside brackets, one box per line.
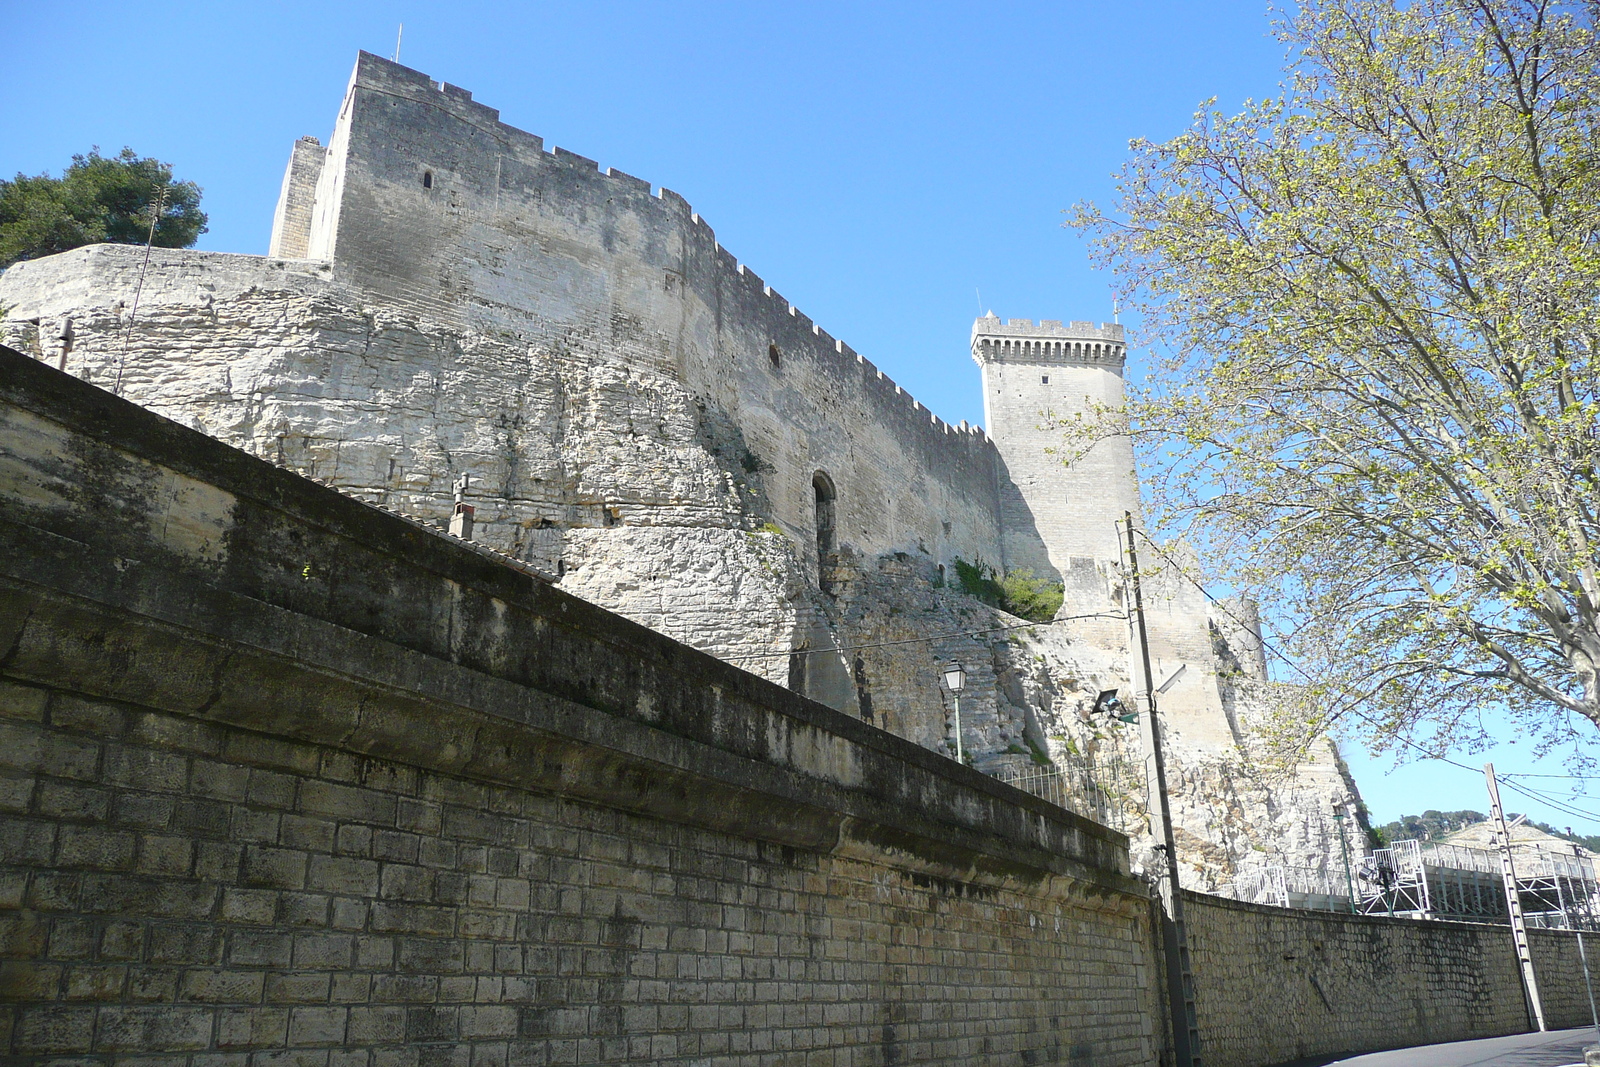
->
[0, 50, 1359, 890]
[1184, 890, 1600, 1067]
[7, 344, 1600, 1067]
[0, 342, 1162, 1067]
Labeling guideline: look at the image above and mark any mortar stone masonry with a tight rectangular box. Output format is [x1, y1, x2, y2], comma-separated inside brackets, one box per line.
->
[1, 342, 1594, 1067]
[0, 51, 1368, 894]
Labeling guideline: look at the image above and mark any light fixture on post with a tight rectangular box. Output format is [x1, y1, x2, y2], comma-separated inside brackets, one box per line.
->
[942, 662, 966, 764]
[1093, 688, 1139, 725]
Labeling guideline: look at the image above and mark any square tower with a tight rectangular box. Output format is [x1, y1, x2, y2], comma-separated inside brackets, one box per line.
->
[972, 314, 1139, 574]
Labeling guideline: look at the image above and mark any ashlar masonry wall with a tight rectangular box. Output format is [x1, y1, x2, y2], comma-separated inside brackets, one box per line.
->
[0, 344, 1160, 1067]
[1184, 891, 1600, 1067]
[307, 52, 1021, 580]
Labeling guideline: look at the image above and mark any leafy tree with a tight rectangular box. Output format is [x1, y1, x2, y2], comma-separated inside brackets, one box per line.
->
[1379, 809, 1600, 851]
[0, 148, 207, 267]
[1072, 0, 1600, 761]
[1378, 809, 1486, 843]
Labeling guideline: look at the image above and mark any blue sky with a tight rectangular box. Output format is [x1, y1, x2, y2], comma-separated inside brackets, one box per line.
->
[7, 0, 1593, 834]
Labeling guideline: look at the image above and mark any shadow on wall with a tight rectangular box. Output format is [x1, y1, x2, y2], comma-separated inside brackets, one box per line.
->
[992, 451, 1063, 585]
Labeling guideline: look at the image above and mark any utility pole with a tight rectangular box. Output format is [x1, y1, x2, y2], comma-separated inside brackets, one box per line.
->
[1121, 513, 1200, 1067]
[1485, 763, 1546, 1032]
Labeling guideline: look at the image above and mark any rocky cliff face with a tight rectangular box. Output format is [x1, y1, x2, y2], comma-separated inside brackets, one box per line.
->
[0, 244, 1361, 889]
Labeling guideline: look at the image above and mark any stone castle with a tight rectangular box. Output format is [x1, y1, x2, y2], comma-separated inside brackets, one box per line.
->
[0, 51, 1361, 887]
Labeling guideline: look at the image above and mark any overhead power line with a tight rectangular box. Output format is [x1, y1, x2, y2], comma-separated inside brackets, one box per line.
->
[1129, 527, 1600, 825]
[721, 611, 1126, 665]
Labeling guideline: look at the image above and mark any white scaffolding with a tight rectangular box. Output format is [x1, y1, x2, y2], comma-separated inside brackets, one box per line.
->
[1349, 838, 1600, 929]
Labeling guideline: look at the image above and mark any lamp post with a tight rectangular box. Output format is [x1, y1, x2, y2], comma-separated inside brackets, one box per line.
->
[1333, 801, 1358, 914]
[943, 662, 966, 763]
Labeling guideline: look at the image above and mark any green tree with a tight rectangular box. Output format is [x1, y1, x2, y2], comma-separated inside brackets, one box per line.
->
[1378, 809, 1486, 843]
[0, 148, 207, 267]
[1071, 0, 1600, 761]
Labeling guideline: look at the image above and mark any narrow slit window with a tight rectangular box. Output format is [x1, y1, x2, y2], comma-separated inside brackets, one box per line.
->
[422, 170, 433, 189]
[813, 472, 836, 562]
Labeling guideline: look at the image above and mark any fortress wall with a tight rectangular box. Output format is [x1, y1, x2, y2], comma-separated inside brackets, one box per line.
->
[1184, 890, 1596, 1067]
[312, 53, 1006, 573]
[0, 345, 1160, 1067]
[267, 137, 327, 260]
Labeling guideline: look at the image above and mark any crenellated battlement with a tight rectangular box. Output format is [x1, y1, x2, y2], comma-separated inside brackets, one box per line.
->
[971, 314, 1127, 370]
[370, 55, 1001, 464]
[974, 316, 1125, 341]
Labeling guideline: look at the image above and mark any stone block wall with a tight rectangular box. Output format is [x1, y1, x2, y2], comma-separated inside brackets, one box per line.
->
[302, 52, 1017, 580]
[0, 681, 1156, 1067]
[0, 344, 1159, 1067]
[267, 137, 326, 260]
[1184, 890, 1600, 1067]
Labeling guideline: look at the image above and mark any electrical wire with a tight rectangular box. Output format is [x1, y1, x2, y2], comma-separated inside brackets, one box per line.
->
[720, 611, 1126, 665]
[115, 184, 166, 396]
[1128, 525, 1600, 825]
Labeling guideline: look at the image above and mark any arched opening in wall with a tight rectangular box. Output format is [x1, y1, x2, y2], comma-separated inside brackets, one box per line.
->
[812, 472, 836, 563]
[769, 343, 781, 369]
[422, 170, 433, 189]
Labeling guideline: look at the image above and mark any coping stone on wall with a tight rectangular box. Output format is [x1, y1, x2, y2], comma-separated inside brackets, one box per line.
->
[0, 342, 1139, 903]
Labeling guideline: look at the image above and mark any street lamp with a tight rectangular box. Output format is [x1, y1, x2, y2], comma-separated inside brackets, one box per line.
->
[943, 662, 966, 763]
[1333, 801, 1358, 913]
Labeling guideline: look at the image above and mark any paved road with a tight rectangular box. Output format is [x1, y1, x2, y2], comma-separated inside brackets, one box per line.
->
[1297, 1028, 1600, 1067]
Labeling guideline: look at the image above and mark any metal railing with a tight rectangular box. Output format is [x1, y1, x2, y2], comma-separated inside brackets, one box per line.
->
[995, 763, 1126, 832]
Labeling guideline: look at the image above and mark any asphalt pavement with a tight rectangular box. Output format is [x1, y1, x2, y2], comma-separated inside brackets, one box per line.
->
[1279, 1028, 1600, 1067]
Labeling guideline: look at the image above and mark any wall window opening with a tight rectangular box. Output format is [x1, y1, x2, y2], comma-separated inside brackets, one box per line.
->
[1041, 375, 1049, 384]
[813, 471, 836, 563]
[422, 170, 433, 189]
[769, 343, 781, 369]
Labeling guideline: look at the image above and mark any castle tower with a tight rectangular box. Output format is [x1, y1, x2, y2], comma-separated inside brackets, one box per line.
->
[971, 315, 1139, 577]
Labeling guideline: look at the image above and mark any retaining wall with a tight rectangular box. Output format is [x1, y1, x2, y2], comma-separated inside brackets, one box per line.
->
[0, 344, 1159, 1066]
[1185, 890, 1600, 1067]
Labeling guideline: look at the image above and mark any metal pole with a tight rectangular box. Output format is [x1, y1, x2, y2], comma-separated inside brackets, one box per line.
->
[1334, 805, 1358, 914]
[953, 692, 964, 765]
[1580, 933, 1599, 1043]
[1123, 513, 1200, 1067]
[1556, 871, 1600, 1040]
[1486, 763, 1546, 1032]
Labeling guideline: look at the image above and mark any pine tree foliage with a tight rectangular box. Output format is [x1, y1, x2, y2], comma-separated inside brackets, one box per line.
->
[0, 148, 207, 268]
